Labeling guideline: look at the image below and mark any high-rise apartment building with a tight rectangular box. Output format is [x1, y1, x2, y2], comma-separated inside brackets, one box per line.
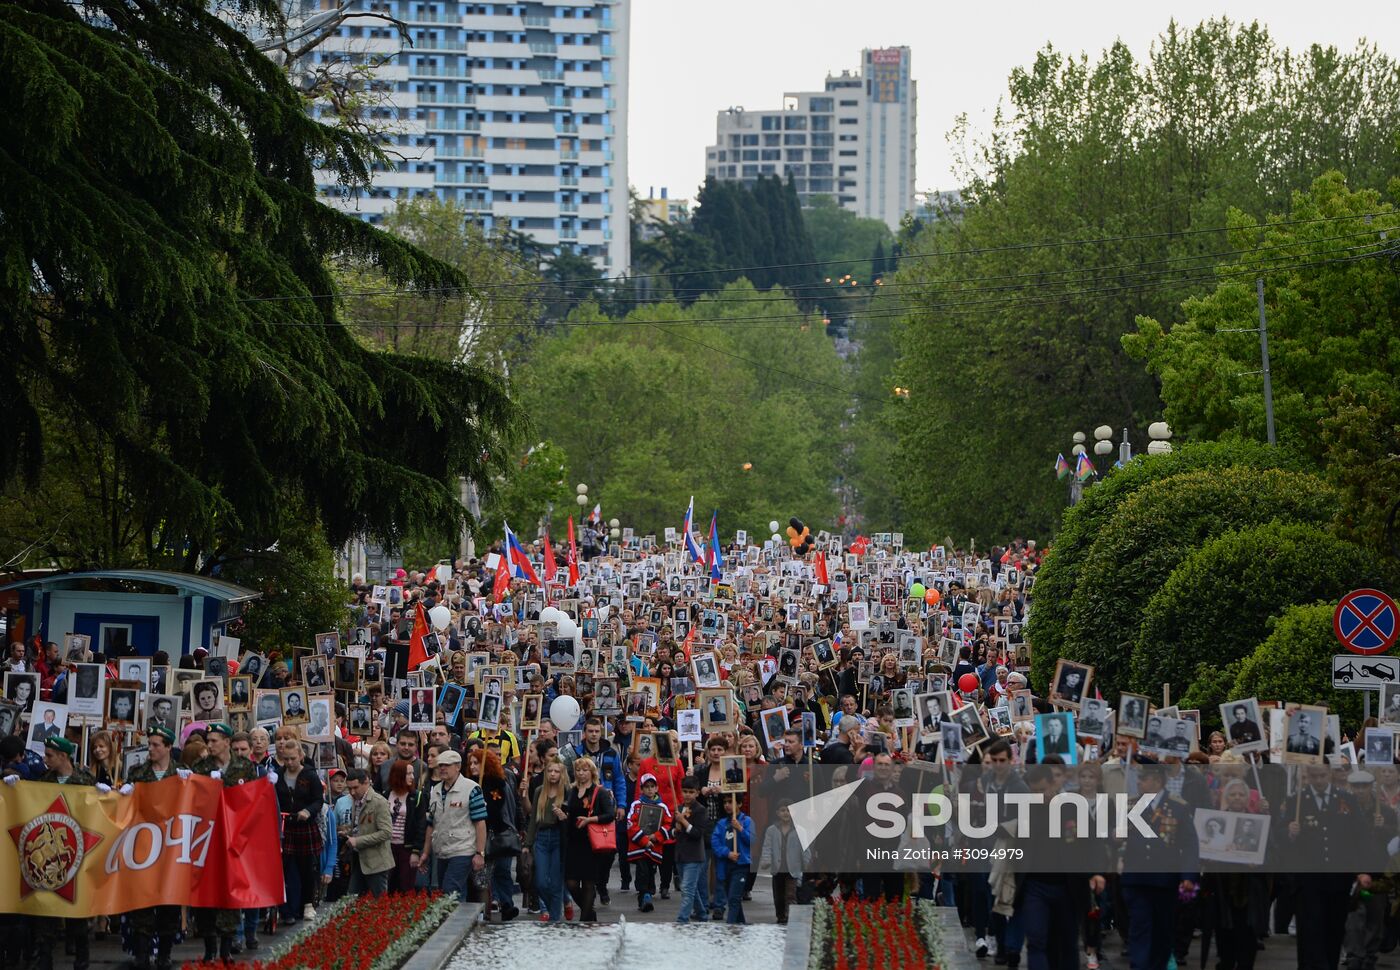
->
[310, 0, 629, 274]
[704, 47, 914, 231]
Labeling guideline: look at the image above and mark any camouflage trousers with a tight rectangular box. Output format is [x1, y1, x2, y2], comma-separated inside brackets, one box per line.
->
[126, 905, 182, 937]
[191, 907, 239, 938]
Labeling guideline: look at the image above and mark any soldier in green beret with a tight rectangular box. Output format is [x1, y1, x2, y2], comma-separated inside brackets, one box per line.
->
[126, 727, 181, 970]
[190, 722, 257, 963]
[34, 737, 95, 970]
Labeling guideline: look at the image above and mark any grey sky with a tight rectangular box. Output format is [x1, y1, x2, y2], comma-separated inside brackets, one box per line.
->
[629, 0, 1398, 203]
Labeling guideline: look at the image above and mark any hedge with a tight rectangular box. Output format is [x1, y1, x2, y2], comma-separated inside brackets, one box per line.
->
[1229, 601, 1364, 727]
[1026, 439, 1300, 691]
[1062, 466, 1338, 695]
[1129, 522, 1378, 696]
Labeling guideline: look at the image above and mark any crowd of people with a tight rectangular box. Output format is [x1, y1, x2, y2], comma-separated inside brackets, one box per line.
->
[2, 529, 1399, 970]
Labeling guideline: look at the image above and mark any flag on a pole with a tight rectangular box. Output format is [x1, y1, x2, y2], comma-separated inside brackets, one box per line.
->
[589, 503, 601, 525]
[566, 515, 580, 586]
[407, 601, 431, 670]
[491, 552, 511, 601]
[1055, 453, 1072, 480]
[684, 496, 704, 563]
[1074, 453, 1095, 483]
[542, 530, 558, 584]
[706, 510, 722, 583]
[503, 522, 542, 586]
[814, 549, 830, 586]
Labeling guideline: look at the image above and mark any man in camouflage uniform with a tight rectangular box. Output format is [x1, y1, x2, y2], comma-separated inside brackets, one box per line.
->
[125, 726, 181, 970]
[33, 736, 96, 970]
[190, 723, 256, 963]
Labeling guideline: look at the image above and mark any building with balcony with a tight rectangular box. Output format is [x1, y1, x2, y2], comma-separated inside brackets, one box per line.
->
[635, 186, 689, 241]
[309, 0, 629, 275]
[703, 46, 914, 232]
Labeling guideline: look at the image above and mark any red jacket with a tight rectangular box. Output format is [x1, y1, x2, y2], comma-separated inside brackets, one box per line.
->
[626, 797, 673, 862]
[638, 758, 686, 813]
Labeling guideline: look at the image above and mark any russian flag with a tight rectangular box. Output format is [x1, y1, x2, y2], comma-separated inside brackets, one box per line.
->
[684, 496, 704, 563]
[706, 509, 722, 582]
[503, 522, 542, 587]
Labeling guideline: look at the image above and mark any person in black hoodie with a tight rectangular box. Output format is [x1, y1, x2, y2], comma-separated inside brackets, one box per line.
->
[673, 778, 711, 922]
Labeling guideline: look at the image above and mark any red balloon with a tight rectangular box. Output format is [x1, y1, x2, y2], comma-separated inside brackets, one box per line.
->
[957, 673, 981, 694]
[924, 588, 941, 607]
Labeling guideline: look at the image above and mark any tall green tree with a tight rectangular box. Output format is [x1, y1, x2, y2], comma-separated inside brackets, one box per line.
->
[881, 19, 1400, 543]
[0, 0, 518, 573]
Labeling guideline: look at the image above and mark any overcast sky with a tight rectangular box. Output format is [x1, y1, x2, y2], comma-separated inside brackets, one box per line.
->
[628, 0, 1398, 202]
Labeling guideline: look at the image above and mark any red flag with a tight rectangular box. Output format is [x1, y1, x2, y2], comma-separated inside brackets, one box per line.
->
[491, 553, 511, 602]
[567, 516, 580, 586]
[542, 531, 558, 584]
[407, 601, 431, 670]
[678, 624, 695, 662]
[814, 550, 829, 585]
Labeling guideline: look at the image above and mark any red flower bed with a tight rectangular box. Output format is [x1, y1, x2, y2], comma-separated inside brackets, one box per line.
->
[182, 891, 444, 970]
[826, 898, 935, 970]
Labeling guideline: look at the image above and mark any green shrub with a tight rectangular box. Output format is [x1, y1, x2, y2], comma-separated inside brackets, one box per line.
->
[1026, 440, 1300, 691]
[1230, 602, 1364, 726]
[1064, 467, 1338, 695]
[1130, 523, 1378, 695]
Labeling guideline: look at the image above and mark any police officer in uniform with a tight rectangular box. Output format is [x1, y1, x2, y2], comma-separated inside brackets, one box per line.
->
[1286, 764, 1370, 970]
[1119, 760, 1200, 970]
[126, 726, 181, 970]
[190, 723, 257, 963]
[34, 736, 97, 970]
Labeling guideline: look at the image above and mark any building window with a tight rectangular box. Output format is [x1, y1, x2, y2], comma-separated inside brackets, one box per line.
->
[786, 149, 804, 161]
[811, 115, 831, 131]
[742, 150, 758, 161]
[783, 133, 806, 145]
[742, 134, 758, 146]
[811, 133, 834, 147]
[761, 115, 779, 131]
[760, 149, 780, 160]
[809, 97, 834, 112]
[783, 115, 807, 130]
[810, 149, 830, 162]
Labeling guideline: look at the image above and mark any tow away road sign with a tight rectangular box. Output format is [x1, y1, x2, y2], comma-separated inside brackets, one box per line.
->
[1334, 588, 1400, 656]
[1333, 654, 1400, 690]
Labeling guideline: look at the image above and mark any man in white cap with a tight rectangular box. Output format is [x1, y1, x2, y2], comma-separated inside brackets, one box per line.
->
[419, 749, 487, 902]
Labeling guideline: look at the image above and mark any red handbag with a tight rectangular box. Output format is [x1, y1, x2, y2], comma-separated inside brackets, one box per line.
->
[586, 787, 616, 853]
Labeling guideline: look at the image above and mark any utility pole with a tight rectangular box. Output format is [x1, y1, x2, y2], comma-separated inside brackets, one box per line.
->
[1256, 278, 1277, 446]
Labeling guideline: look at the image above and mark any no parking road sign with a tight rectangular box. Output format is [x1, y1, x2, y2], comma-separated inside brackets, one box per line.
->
[1334, 588, 1400, 656]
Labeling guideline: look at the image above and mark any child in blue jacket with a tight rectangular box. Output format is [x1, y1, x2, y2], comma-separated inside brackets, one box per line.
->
[709, 795, 752, 925]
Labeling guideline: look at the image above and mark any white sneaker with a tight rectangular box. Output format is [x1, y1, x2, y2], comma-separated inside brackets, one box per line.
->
[303, 904, 316, 921]
[986, 938, 997, 957]
[1086, 956, 1099, 970]
[975, 936, 988, 957]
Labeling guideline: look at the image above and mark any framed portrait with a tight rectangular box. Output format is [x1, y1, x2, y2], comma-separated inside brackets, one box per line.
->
[69, 663, 106, 718]
[1219, 697, 1265, 754]
[106, 685, 139, 729]
[477, 692, 503, 732]
[1380, 684, 1400, 726]
[1283, 703, 1327, 765]
[0, 701, 20, 739]
[634, 730, 656, 763]
[300, 655, 331, 694]
[122, 744, 148, 777]
[334, 655, 361, 691]
[438, 682, 467, 727]
[986, 705, 1013, 737]
[189, 678, 225, 721]
[144, 693, 180, 734]
[347, 704, 373, 735]
[1048, 659, 1093, 709]
[1194, 808, 1270, 866]
[760, 708, 789, 752]
[1034, 712, 1077, 764]
[940, 722, 966, 763]
[303, 695, 334, 741]
[406, 687, 436, 731]
[1364, 726, 1396, 766]
[27, 702, 68, 755]
[63, 633, 91, 663]
[203, 655, 230, 685]
[519, 693, 544, 731]
[633, 677, 662, 718]
[1116, 693, 1150, 739]
[653, 730, 679, 767]
[363, 659, 383, 687]
[914, 692, 947, 742]
[148, 664, 170, 695]
[117, 657, 151, 687]
[592, 677, 621, 715]
[227, 675, 253, 712]
[315, 631, 340, 658]
[1077, 697, 1110, 741]
[677, 708, 702, 743]
[810, 638, 838, 670]
[719, 754, 748, 794]
[280, 687, 310, 726]
[254, 689, 283, 725]
[951, 702, 989, 750]
[691, 652, 722, 689]
[697, 688, 734, 732]
[891, 688, 916, 727]
[1010, 689, 1035, 723]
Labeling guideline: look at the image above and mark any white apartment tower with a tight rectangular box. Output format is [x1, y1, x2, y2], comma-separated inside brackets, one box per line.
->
[311, 0, 629, 275]
[704, 47, 914, 231]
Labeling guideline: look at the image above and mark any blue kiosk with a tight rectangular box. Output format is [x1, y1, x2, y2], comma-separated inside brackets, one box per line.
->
[0, 569, 260, 658]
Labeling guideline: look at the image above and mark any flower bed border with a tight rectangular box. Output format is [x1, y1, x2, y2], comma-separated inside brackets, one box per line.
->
[807, 898, 944, 970]
[180, 892, 456, 970]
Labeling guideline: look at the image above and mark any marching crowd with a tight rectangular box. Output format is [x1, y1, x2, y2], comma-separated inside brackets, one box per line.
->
[3, 531, 1400, 970]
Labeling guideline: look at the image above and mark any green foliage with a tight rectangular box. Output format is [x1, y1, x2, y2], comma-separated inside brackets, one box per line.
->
[219, 505, 348, 656]
[802, 195, 895, 283]
[1064, 466, 1340, 694]
[1176, 660, 1244, 727]
[1230, 602, 1364, 725]
[1130, 523, 1378, 694]
[513, 282, 845, 538]
[1025, 439, 1297, 690]
[478, 441, 574, 540]
[1124, 173, 1400, 464]
[0, 0, 518, 574]
[886, 19, 1400, 543]
[685, 176, 817, 294]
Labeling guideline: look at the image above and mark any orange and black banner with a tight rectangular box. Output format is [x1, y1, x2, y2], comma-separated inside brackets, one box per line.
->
[1, 775, 283, 917]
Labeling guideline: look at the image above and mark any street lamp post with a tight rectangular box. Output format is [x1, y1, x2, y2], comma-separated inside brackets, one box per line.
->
[1069, 432, 1087, 506]
[1066, 421, 1172, 505]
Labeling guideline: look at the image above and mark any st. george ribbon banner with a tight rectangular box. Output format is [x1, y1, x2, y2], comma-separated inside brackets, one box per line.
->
[1, 775, 283, 917]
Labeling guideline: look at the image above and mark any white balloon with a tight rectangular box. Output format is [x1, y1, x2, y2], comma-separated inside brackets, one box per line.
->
[549, 695, 581, 731]
[554, 617, 578, 639]
[428, 605, 451, 631]
[769, 520, 780, 533]
[434, 564, 452, 584]
[539, 606, 566, 626]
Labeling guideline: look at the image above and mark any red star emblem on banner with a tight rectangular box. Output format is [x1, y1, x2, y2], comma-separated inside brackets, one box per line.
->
[9, 794, 103, 902]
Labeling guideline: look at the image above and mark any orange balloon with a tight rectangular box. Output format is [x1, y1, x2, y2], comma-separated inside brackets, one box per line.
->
[924, 588, 941, 607]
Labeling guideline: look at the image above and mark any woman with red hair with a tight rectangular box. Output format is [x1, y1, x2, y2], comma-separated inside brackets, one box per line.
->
[467, 742, 521, 920]
[387, 759, 429, 892]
